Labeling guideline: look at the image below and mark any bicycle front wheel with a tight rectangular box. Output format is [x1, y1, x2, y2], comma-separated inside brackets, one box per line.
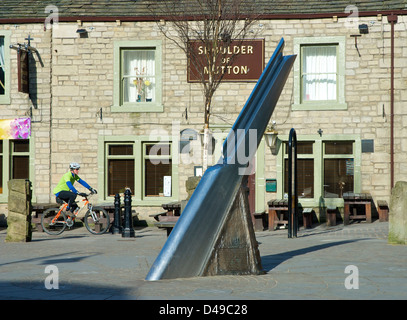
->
[41, 208, 67, 235]
[84, 207, 110, 235]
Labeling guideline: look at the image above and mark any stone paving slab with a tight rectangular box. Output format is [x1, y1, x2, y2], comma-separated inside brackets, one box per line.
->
[0, 221, 406, 300]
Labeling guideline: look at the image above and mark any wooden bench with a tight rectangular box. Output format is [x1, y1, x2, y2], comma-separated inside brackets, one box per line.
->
[152, 201, 182, 236]
[267, 199, 288, 231]
[302, 208, 313, 229]
[149, 211, 168, 222]
[253, 211, 266, 231]
[377, 200, 389, 222]
[326, 206, 338, 226]
[161, 201, 181, 216]
[343, 192, 372, 225]
[31, 203, 59, 232]
[155, 221, 177, 236]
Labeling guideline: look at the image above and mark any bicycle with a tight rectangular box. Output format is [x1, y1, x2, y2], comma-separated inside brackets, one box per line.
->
[41, 193, 110, 235]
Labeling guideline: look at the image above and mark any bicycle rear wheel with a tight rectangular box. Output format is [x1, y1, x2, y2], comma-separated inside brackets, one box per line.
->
[84, 207, 110, 235]
[41, 208, 67, 235]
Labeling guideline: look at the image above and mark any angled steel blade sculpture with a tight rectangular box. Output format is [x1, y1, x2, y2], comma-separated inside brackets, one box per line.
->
[146, 38, 296, 280]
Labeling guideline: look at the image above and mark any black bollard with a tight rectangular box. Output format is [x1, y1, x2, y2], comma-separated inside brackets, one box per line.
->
[287, 128, 298, 238]
[122, 188, 135, 238]
[112, 193, 122, 234]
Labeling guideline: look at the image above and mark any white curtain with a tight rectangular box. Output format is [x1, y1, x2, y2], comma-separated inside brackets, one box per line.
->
[302, 46, 337, 101]
[123, 50, 155, 103]
[0, 37, 5, 92]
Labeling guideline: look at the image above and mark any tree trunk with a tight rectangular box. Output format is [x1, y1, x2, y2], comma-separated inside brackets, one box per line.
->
[202, 124, 210, 172]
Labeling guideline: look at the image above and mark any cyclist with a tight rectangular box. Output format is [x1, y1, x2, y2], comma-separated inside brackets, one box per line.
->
[53, 162, 97, 217]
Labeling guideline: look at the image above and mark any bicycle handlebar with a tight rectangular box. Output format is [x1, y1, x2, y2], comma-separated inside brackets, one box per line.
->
[78, 192, 96, 198]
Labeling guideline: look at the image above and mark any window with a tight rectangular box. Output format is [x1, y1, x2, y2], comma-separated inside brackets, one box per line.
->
[11, 140, 30, 179]
[0, 141, 2, 194]
[144, 143, 172, 197]
[292, 36, 346, 111]
[122, 49, 156, 104]
[107, 144, 135, 195]
[0, 139, 32, 200]
[0, 36, 5, 96]
[284, 142, 314, 198]
[301, 45, 337, 102]
[113, 41, 163, 112]
[323, 141, 354, 198]
[100, 137, 178, 205]
[0, 31, 11, 104]
[277, 136, 360, 205]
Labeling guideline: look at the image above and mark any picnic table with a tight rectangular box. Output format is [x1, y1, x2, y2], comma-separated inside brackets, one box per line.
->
[267, 199, 289, 231]
[377, 200, 389, 222]
[150, 201, 182, 236]
[343, 192, 372, 225]
[162, 201, 181, 217]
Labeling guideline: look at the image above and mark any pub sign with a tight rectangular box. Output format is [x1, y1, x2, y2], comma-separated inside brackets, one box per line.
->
[18, 50, 29, 93]
[187, 39, 264, 82]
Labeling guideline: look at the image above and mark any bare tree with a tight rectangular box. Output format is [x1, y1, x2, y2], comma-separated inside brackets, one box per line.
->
[149, 0, 260, 170]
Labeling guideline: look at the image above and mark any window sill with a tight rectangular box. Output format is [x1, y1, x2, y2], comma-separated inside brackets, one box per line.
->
[292, 102, 347, 111]
[297, 197, 345, 208]
[111, 103, 163, 113]
[0, 96, 11, 105]
[103, 195, 178, 206]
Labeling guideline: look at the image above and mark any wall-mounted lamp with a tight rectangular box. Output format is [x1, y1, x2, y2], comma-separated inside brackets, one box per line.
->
[264, 130, 278, 155]
[317, 128, 323, 136]
[350, 24, 369, 57]
[359, 24, 369, 34]
[76, 28, 88, 38]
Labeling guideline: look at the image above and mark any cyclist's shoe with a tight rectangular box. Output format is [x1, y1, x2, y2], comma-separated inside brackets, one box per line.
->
[65, 208, 78, 218]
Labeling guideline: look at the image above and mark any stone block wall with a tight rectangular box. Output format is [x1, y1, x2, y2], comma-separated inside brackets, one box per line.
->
[0, 14, 406, 220]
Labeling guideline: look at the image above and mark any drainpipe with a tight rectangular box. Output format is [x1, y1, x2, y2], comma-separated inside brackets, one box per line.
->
[388, 13, 397, 189]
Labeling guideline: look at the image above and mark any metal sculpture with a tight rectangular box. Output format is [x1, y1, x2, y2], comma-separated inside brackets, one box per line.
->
[146, 38, 296, 280]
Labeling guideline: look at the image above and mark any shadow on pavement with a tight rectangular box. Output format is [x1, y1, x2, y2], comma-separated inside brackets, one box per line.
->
[0, 251, 99, 267]
[0, 280, 133, 300]
[261, 239, 365, 272]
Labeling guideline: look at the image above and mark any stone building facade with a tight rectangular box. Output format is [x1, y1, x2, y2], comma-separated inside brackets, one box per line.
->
[0, 1, 406, 223]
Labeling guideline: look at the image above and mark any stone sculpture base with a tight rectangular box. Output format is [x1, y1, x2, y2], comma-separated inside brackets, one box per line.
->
[6, 179, 32, 243]
[202, 183, 264, 276]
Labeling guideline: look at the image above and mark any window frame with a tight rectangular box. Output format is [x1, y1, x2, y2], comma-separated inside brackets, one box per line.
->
[323, 141, 355, 198]
[10, 139, 30, 180]
[106, 142, 135, 196]
[143, 142, 172, 197]
[277, 134, 361, 208]
[98, 135, 179, 206]
[292, 36, 347, 111]
[0, 30, 11, 105]
[301, 45, 338, 103]
[283, 141, 315, 199]
[113, 40, 163, 113]
[0, 137, 36, 203]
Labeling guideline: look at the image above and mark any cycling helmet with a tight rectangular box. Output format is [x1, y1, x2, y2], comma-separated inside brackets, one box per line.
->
[69, 162, 81, 170]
